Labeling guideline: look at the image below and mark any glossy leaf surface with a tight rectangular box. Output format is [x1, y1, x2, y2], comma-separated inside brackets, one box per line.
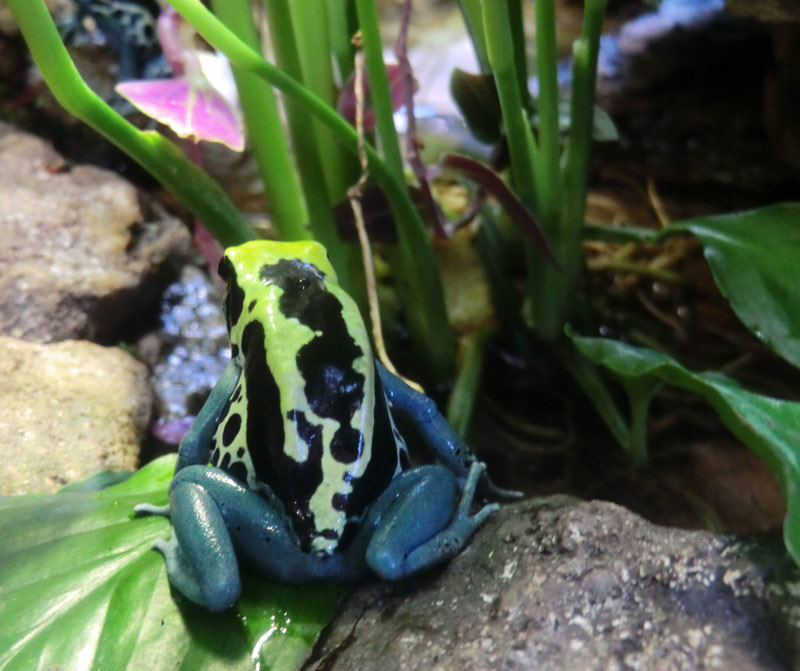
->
[671, 204, 800, 370]
[571, 334, 800, 566]
[0, 456, 344, 671]
[586, 204, 800, 369]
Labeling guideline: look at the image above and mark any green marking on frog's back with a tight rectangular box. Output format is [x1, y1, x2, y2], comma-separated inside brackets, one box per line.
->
[213, 240, 400, 555]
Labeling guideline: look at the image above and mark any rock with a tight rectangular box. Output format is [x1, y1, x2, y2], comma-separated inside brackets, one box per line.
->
[595, 0, 798, 192]
[0, 123, 190, 343]
[306, 498, 797, 671]
[0, 337, 151, 494]
[727, 0, 800, 22]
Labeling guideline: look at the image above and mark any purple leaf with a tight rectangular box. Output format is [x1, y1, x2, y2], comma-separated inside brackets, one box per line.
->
[442, 153, 561, 270]
[337, 64, 412, 131]
[117, 77, 244, 151]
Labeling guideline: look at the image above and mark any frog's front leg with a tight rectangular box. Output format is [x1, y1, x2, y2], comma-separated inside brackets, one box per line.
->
[365, 461, 497, 580]
[151, 467, 242, 611]
[376, 362, 521, 500]
[135, 361, 241, 521]
[175, 359, 240, 472]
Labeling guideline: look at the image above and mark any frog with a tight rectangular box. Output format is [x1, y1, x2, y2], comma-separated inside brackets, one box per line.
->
[61, 0, 167, 82]
[136, 240, 519, 612]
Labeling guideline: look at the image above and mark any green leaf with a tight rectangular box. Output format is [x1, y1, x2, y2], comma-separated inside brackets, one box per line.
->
[670, 204, 800, 370]
[0, 456, 345, 671]
[570, 333, 800, 566]
[587, 204, 800, 369]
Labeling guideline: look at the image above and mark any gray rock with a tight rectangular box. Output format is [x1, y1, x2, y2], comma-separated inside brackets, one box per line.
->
[0, 337, 151, 494]
[726, 0, 800, 22]
[0, 123, 190, 343]
[306, 498, 798, 671]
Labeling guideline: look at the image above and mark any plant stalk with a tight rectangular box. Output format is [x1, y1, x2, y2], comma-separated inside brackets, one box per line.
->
[210, 0, 307, 240]
[168, 0, 455, 381]
[353, 0, 406, 183]
[457, 0, 490, 72]
[261, 0, 361, 294]
[291, 0, 357, 203]
[529, 0, 606, 342]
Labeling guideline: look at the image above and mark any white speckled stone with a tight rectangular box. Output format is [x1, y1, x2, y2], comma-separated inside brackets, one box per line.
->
[0, 337, 151, 494]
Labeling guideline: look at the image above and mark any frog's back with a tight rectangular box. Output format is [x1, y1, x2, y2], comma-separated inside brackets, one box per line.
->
[212, 246, 406, 555]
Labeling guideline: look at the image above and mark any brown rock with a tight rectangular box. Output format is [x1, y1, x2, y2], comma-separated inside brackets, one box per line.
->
[306, 498, 797, 671]
[727, 0, 800, 22]
[0, 337, 151, 494]
[0, 123, 190, 342]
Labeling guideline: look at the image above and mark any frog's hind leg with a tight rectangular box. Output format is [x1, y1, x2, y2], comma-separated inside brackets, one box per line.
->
[154, 468, 242, 612]
[154, 465, 336, 610]
[365, 462, 498, 580]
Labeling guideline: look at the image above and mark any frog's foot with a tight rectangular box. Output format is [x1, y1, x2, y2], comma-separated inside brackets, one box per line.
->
[365, 463, 499, 581]
[133, 503, 171, 518]
[451, 461, 500, 538]
[150, 530, 226, 609]
[477, 468, 524, 502]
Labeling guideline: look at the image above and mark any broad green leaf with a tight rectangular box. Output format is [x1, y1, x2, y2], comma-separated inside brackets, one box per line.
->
[670, 204, 800, 370]
[0, 456, 345, 671]
[571, 333, 800, 567]
[586, 203, 800, 369]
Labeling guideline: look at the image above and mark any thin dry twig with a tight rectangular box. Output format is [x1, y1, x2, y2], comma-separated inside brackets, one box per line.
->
[349, 48, 424, 393]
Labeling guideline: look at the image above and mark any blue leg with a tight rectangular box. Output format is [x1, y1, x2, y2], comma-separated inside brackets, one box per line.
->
[147, 465, 367, 610]
[175, 359, 240, 473]
[153, 475, 241, 611]
[135, 360, 241, 519]
[376, 362, 521, 500]
[365, 462, 498, 580]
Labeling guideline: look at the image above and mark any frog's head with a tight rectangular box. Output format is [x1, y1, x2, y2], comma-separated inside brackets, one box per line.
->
[217, 240, 339, 358]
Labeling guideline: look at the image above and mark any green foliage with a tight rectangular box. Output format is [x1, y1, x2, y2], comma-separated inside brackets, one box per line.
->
[587, 204, 800, 369]
[571, 334, 800, 567]
[0, 456, 345, 671]
[671, 204, 800, 369]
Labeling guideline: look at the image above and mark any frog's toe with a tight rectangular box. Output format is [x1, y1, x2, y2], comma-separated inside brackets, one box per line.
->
[481, 477, 524, 501]
[455, 461, 487, 516]
[134, 503, 171, 518]
[450, 501, 499, 540]
[471, 502, 500, 526]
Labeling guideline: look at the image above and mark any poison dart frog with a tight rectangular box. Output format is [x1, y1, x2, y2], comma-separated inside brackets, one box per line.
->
[62, 0, 166, 81]
[136, 240, 519, 612]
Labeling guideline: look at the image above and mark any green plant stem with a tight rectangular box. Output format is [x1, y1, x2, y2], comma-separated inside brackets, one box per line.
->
[532, 0, 561, 223]
[507, 0, 529, 112]
[564, 0, 606, 201]
[167, 0, 455, 381]
[447, 329, 491, 438]
[327, 0, 356, 84]
[530, 0, 606, 343]
[210, 0, 307, 241]
[481, 1, 538, 209]
[291, 0, 356, 203]
[7, 0, 256, 248]
[555, 340, 630, 450]
[261, 0, 345, 257]
[457, 0, 490, 72]
[353, 0, 405, 183]
[624, 378, 660, 466]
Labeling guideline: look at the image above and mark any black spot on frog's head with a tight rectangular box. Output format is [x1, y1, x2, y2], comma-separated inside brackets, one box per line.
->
[218, 256, 245, 335]
[259, 258, 326, 310]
